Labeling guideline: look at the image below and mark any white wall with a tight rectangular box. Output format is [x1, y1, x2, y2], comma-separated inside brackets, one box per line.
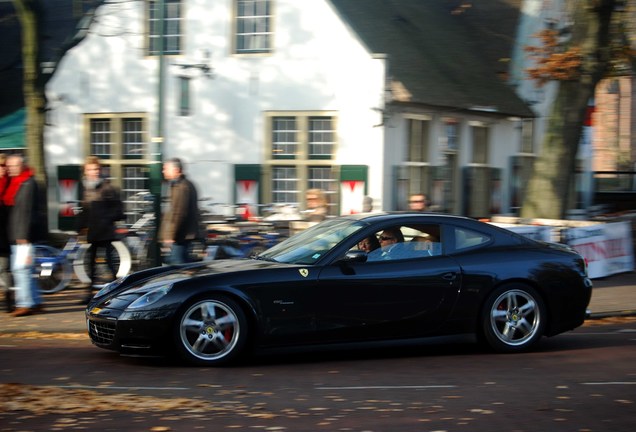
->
[46, 0, 387, 226]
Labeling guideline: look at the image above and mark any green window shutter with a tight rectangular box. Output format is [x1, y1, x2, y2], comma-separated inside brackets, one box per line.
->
[57, 165, 82, 231]
[339, 165, 368, 214]
[0, 108, 26, 149]
[234, 165, 261, 218]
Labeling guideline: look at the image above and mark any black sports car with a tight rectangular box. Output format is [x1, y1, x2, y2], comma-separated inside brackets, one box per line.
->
[86, 213, 592, 366]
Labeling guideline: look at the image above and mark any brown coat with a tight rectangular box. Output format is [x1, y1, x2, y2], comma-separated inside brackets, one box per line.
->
[160, 175, 200, 243]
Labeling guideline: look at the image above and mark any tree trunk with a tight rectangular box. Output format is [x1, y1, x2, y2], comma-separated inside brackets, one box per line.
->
[14, 0, 48, 226]
[520, 0, 615, 219]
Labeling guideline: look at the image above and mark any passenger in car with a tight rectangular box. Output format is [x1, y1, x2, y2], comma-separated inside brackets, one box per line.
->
[358, 235, 380, 253]
[411, 234, 441, 256]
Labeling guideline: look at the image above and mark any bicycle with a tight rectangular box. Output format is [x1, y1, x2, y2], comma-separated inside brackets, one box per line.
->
[34, 232, 132, 294]
[118, 191, 157, 271]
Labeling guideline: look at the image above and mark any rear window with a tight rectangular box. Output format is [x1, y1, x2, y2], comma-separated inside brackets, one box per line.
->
[454, 227, 491, 251]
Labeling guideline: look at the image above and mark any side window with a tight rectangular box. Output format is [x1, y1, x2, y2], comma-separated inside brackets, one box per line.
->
[361, 224, 443, 262]
[454, 227, 490, 251]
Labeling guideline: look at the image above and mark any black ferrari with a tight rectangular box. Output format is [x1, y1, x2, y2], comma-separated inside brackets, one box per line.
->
[86, 213, 592, 366]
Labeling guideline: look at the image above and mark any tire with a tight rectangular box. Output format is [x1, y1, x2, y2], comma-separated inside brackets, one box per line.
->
[174, 295, 248, 366]
[34, 245, 73, 294]
[74, 241, 132, 285]
[480, 284, 546, 353]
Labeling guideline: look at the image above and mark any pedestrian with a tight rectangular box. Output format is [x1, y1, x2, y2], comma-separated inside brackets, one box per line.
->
[0, 154, 14, 313]
[77, 156, 125, 304]
[408, 193, 428, 212]
[362, 195, 374, 213]
[160, 157, 201, 265]
[5, 154, 44, 317]
[304, 188, 328, 222]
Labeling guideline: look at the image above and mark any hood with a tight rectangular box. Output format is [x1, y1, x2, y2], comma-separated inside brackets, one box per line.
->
[91, 258, 304, 310]
[95, 258, 301, 298]
[167, 258, 302, 279]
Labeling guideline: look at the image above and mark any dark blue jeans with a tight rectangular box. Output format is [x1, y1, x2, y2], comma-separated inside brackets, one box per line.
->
[167, 242, 191, 265]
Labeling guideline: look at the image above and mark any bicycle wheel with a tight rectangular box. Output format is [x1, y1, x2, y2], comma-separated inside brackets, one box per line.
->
[123, 234, 154, 271]
[33, 245, 73, 294]
[74, 241, 132, 285]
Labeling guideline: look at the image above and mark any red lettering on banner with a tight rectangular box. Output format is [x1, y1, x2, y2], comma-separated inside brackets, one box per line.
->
[572, 239, 627, 263]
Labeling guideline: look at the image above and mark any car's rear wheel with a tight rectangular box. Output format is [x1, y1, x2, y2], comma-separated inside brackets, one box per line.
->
[174, 295, 247, 366]
[480, 284, 546, 353]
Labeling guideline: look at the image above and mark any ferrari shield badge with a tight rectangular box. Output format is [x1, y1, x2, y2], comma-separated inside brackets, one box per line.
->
[299, 269, 309, 278]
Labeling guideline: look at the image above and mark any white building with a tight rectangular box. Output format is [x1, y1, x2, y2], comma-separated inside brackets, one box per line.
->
[46, 0, 536, 230]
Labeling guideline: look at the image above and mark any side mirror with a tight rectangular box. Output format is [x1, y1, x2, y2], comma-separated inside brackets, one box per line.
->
[339, 250, 368, 263]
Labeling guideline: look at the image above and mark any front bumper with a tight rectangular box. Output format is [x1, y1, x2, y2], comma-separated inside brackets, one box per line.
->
[86, 306, 176, 357]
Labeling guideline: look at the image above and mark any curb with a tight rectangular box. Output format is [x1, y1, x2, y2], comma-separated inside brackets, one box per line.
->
[587, 310, 636, 320]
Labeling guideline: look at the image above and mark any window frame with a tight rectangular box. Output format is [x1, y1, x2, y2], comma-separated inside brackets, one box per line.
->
[83, 114, 150, 226]
[470, 122, 490, 165]
[147, 0, 184, 57]
[403, 115, 433, 201]
[233, 0, 274, 55]
[264, 111, 338, 211]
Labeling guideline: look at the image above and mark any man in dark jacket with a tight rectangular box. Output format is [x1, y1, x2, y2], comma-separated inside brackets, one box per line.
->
[5, 154, 44, 317]
[160, 157, 200, 264]
[78, 156, 124, 304]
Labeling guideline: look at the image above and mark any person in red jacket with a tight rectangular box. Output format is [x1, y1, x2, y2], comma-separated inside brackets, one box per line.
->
[5, 154, 44, 317]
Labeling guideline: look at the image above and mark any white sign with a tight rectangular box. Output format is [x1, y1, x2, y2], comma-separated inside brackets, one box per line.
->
[562, 221, 634, 278]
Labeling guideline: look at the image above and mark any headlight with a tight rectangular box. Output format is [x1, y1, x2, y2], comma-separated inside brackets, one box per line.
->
[127, 286, 172, 309]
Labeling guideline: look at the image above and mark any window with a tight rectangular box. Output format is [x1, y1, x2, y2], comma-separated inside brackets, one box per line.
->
[148, 0, 183, 56]
[85, 114, 150, 225]
[442, 118, 459, 151]
[471, 124, 489, 164]
[520, 119, 534, 154]
[178, 76, 190, 116]
[272, 117, 297, 158]
[404, 117, 432, 200]
[309, 117, 335, 158]
[454, 227, 491, 251]
[365, 224, 443, 261]
[265, 112, 337, 211]
[408, 118, 430, 162]
[235, 0, 273, 54]
[272, 166, 298, 204]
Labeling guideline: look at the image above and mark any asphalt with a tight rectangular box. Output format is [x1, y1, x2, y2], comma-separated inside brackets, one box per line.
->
[1, 272, 636, 335]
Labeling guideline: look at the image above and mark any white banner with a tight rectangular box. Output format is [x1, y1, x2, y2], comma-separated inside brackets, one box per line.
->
[562, 221, 634, 279]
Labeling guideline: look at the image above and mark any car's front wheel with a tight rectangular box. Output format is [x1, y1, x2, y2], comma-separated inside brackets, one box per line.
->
[480, 284, 546, 353]
[174, 295, 248, 366]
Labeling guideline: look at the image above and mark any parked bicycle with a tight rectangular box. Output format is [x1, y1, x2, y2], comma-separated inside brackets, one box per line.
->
[34, 233, 131, 293]
[118, 191, 157, 271]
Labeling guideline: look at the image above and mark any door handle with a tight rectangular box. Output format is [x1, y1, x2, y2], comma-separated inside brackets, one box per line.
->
[442, 272, 457, 281]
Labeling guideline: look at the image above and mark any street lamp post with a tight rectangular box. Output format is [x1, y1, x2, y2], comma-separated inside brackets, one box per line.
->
[149, 0, 165, 266]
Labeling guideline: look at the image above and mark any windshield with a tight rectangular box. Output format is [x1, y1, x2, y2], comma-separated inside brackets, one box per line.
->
[258, 218, 367, 264]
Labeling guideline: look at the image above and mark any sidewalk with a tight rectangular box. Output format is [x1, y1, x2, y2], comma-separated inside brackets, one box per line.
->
[1, 273, 636, 335]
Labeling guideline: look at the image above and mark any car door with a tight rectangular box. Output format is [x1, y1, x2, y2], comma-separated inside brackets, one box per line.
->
[314, 254, 461, 342]
[240, 265, 323, 346]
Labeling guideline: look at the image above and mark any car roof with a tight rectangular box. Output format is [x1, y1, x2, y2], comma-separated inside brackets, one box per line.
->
[335, 212, 535, 245]
[337, 212, 477, 224]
